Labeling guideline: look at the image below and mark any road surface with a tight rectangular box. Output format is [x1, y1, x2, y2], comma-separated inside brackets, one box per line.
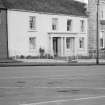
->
[0, 65, 105, 105]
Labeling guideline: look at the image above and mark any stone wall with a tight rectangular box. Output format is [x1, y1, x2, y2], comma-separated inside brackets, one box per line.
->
[0, 9, 8, 59]
[88, 0, 97, 50]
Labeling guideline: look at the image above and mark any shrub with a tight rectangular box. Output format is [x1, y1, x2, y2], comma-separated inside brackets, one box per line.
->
[39, 48, 45, 58]
[20, 55, 25, 59]
[26, 55, 40, 59]
[44, 54, 53, 59]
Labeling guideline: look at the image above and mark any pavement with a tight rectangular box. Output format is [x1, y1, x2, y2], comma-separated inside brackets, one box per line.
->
[0, 58, 105, 67]
[0, 66, 105, 105]
[16, 58, 105, 64]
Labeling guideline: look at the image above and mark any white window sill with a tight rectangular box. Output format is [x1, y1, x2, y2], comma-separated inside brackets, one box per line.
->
[28, 30, 37, 32]
[78, 48, 85, 51]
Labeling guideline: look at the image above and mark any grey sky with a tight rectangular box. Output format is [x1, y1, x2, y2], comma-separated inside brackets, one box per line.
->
[75, 0, 88, 3]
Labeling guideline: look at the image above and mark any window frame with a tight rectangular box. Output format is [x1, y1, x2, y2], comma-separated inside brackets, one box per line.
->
[66, 37, 71, 49]
[29, 37, 36, 50]
[100, 38, 104, 48]
[67, 19, 72, 31]
[0, 10, 1, 24]
[80, 20, 85, 32]
[29, 16, 36, 30]
[52, 18, 58, 30]
[79, 37, 84, 49]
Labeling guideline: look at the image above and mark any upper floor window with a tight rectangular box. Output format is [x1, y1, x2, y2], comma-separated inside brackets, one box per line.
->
[29, 16, 36, 30]
[29, 37, 36, 50]
[52, 18, 58, 30]
[80, 20, 85, 32]
[79, 37, 84, 48]
[67, 19, 72, 31]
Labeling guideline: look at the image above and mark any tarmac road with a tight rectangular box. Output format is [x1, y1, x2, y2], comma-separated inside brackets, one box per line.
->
[0, 65, 105, 105]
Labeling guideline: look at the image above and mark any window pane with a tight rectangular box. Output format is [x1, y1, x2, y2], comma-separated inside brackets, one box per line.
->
[79, 37, 84, 48]
[80, 20, 85, 32]
[100, 38, 104, 48]
[52, 18, 58, 30]
[0, 11, 1, 24]
[29, 16, 36, 30]
[101, 10, 103, 19]
[29, 37, 36, 50]
[66, 38, 70, 49]
[67, 20, 72, 31]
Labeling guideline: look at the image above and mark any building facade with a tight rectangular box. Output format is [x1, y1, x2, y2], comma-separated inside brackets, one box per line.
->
[0, 9, 8, 59]
[88, 0, 105, 52]
[0, 0, 88, 58]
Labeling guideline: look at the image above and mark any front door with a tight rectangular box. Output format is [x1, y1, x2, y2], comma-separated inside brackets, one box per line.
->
[53, 37, 58, 56]
[53, 37, 61, 56]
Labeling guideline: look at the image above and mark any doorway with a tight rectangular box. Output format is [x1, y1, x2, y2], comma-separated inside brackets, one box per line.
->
[53, 37, 61, 57]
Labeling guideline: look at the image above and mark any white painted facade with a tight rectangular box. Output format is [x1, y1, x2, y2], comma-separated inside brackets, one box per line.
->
[7, 10, 88, 57]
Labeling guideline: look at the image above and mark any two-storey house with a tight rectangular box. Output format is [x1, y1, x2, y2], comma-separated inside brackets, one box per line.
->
[0, 0, 88, 58]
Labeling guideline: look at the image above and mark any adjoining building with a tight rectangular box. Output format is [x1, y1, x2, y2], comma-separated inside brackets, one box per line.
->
[0, 0, 88, 58]
[88, 0, 105, 53]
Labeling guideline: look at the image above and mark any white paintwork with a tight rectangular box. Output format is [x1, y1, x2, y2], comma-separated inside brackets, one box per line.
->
[75, 0, 88, 4]
[7, 10, 88, 57]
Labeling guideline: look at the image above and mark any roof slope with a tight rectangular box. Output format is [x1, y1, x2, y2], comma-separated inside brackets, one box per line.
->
[0, 0, 86, 16]
[0, 0, 5, 8]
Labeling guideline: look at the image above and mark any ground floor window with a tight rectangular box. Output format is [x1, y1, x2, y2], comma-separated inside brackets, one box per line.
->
[66, 37, 70, 49]
[29, 37, 36, 50]
[79, 37, 84, 48]
[100, 38, 104, 48]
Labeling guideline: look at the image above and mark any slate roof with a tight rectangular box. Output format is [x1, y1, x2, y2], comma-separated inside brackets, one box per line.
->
[0, 0, 87, 16]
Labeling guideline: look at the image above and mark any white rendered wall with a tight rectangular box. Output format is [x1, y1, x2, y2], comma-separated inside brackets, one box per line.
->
[7, 10, 88, 57]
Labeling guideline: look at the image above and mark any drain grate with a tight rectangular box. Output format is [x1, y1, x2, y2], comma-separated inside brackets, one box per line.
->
[16, 81, 26, 87]
[57, 89, 80, 94]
